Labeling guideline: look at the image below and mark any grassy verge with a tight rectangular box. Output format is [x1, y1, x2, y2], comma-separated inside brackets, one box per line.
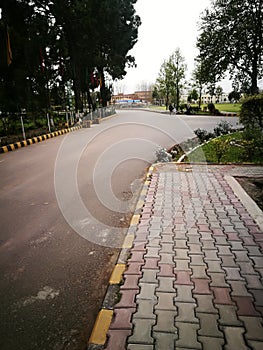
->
[215, 103, 241, 113]
[185, 131, 262, 164]
[150, 103, 241, 114]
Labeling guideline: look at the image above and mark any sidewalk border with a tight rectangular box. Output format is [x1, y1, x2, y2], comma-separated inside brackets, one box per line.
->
[87, 165, 155, 349]
[225, 175, 263, 230]
[0, 126, 82, 154]
[0, 113, 118, 154]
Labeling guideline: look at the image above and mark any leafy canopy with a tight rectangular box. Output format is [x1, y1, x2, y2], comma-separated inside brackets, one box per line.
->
[197, 0, 263, 94]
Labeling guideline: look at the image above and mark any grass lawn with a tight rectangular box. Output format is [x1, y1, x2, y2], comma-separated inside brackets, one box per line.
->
[150, 103, 241, 114]
[214, 103, 241, 113]
[186, 131, 262, 164]
[191, 103, 241, 113]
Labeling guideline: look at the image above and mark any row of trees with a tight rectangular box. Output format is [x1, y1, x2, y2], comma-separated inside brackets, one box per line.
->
[153, 0, 263, 109]
[0, 0, 141, 119]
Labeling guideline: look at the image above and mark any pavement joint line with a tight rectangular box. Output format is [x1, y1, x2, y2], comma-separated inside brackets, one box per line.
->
[225, 175, 263, 231]
[87, 165, 154, 349]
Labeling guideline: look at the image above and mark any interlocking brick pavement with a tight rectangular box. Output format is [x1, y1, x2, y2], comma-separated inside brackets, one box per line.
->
[101, 165, 263, 350]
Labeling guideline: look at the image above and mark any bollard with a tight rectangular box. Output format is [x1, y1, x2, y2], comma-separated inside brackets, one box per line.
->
[83, 120, 92, 128]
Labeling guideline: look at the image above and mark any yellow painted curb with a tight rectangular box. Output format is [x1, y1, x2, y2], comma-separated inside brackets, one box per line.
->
[130, 214, 140, 226]
[88, 309, 113, 345]
[140, 188, 148, 197]
[109, 264, 126, 284]
[2, 146, 8, 153]
[135, 199, 145, 211]
[122, 234, 134, 249]
[10, 144, 15, 151]
[22, 141, 27, 147]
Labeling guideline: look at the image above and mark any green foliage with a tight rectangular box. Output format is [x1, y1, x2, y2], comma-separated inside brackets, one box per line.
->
[228, 90, 241, 103]
[155, 48, 186, 109]
[194, 128, 215, 142]
[213, 120, 232, 136]
[188, 131, 263, 164]
[197, 0, 263, 94]
[240, 93, 263, 130]
[0, 0, 141, 117]
[207, 103, 215, 113]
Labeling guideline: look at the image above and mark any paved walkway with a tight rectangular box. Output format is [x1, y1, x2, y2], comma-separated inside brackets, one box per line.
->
[92, 164, 263, 350]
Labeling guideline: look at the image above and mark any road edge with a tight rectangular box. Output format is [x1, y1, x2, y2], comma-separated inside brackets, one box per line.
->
[87, 165, 155, 349]
[0, 126, 82, 154]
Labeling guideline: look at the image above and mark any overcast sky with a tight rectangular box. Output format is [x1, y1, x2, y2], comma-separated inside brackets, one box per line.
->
[114, 0, 232, 94]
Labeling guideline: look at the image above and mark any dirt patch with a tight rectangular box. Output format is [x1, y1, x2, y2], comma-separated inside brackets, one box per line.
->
[235, 177, 263, 212]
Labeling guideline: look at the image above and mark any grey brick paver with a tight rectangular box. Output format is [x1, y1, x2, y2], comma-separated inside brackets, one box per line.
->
[217, 304, 243, 326]
[175, 285, 195, 303]
[191, 265, 209, 279]
[140, 269, 158, 284]
[128, 319, 155, 345]
[176, 302, 199, 323]
[223, 326, 248, 350]
[156, 276, 176, 293]
[133, 299, 156, 319]
[127, 345, 154, 350]
[153, 332, 177, 350]
[137, 283, 157, 301]
[228, 280, 252, 297]
[239, 316, 263, 341]
[155, 292, 176, 310]
[198, 336, 225, 350]
[153, 310, 177, 333]
[175, 322, 201, 349]
[195, 294, 218, 314]
[197, 313, 224, 338]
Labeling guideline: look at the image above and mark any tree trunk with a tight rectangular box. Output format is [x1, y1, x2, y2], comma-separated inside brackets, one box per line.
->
[99, 68, 107, 107]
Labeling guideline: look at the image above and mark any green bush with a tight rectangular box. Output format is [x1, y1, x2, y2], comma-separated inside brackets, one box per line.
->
[240, 93, 263, 130]
[213, 120, 232, 136]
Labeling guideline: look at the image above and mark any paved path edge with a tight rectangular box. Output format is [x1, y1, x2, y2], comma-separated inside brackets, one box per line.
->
[87, 165, 155, 349]
[225, 175, 263, 231]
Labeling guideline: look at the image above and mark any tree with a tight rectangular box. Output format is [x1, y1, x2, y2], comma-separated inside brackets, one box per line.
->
[197, 0, 263, 95]
[167, 48, 186, 110]
[215, 85, 223, 102]
[192, 60, 208, 109]
[188, 89, 198, 103]
[228, 90, 241, 102]
[0, 0, 141, 117]
[155, 48, 186, 110]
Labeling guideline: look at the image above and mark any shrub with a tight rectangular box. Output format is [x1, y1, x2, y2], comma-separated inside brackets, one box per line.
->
[207, 103, 215, 113]
[213, 120, 232, 136]
[211, 138, 229, 163]
[240, 93, 263, 130]
[194, 128, 215, 143]
[156, 148, 172, 162]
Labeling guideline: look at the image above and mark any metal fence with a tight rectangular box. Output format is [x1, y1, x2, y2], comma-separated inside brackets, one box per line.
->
[83, 105, 116, 121]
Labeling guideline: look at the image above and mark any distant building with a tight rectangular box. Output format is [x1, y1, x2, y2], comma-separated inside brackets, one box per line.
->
[181, 93, 229, 104]
[112, 90, 153, 104]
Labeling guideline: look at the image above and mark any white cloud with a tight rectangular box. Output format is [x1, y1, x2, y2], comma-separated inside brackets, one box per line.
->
[115, 0, 232, 94]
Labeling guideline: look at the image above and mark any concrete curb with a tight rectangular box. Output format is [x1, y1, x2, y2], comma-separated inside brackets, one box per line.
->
[87, 165, 155, 349]
[0, 126, 82, 154]
[0, 113, 117, 154]
[225, 175, 263, 231]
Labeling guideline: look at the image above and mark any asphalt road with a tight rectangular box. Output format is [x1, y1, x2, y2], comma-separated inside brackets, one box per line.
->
[0, 110, 239, 350]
